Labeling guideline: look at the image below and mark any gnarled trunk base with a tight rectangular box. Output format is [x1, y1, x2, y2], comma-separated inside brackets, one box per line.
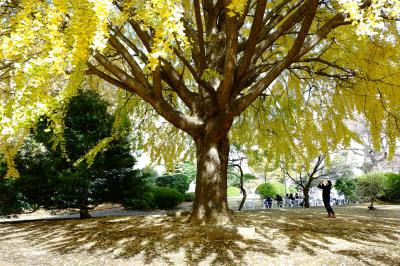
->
[189, 205, 234, 225]
[189, 134, 234, 225]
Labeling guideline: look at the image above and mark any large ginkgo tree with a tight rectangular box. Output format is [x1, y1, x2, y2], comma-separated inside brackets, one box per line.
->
[1, 0, 399, 224]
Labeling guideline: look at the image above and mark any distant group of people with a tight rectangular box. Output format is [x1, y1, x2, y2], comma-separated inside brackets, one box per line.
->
[263, 193, 303, 209]
[262, 178, 336, 219]
[285, 193, 304, 207]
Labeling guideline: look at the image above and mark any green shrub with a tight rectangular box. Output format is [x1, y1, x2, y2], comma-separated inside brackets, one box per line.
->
[382, 173, 400, 201]
[155, 174, 190, 194]
[123, 192, 155, 210]
[227, 186, 241, 197]
[356, 173, 386, 203]
[184, 192, 195, 202]
[0, 178, 24, 216]
[256, 182, 285, 198]
[152, 187, 184, 209]
[334, 177, 358, 202]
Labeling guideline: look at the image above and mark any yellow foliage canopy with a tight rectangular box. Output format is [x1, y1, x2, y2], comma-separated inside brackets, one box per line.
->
[0, 0, 400, 176]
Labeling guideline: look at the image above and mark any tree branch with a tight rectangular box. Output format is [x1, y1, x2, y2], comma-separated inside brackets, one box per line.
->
[217, 0, 239, 111]
[108, 34, 150, 88]
[93, 52, 151, 100]
[233, 0, 318, 115]
[86, 62, 132, 92]
[194, 0, 206, 74]
[236, 0, 267, 80]
[93, 52, 203, 134]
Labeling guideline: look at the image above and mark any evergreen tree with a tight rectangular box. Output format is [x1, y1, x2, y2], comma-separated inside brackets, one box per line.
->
[14, 90, 150, 218]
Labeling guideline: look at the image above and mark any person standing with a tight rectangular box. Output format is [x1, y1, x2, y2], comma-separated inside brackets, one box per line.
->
[275, 194, 283, 208]
[318, 179, 336, 218]
[289, 193, 295, 207]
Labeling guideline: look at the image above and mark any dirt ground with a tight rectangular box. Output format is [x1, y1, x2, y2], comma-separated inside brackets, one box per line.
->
[0, 204, 399, 266]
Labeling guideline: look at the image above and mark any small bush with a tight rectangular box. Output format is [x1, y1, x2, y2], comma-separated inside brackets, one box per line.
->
[123, 192, 155, 210]
[382, 173, 400, 201]
[256, 182, 285, 198]
[334, 177, 358, 202]
[356, 173, 386, 203]
[184, 192, 195, 202]
[0, 179, 23, 216]
[152, 187, 184, 209]
[227, 186, 240, 197]
[155, 174, 190, 194]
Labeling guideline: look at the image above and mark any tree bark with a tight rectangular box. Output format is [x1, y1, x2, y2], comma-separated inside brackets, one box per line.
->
[238, 176, 247, 212]
[368, 198, 376, 210]
[79, 207, 91, 219]
[189, 133, 234, 225]
[303, 187, 310, 208]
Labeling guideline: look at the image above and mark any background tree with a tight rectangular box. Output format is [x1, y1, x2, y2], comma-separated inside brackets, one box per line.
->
[14, 90, 150, 218]
[227, 165, 247, 210]
[227, 144, 257, 211]
[347, 115, 400, 174]
[334, 177, 358, 203]
[381, 173, 400, 202]
[356, 173, 386, 210]
[282, 155, 326, 208]
[169, 162, 197, 182]
[157, 161, 197, 194]
[282, 153, 354, 207]
[1, 1, 400, 224]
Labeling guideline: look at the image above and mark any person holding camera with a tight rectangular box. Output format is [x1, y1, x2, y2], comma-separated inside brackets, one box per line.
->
[318, 179, 336, 218]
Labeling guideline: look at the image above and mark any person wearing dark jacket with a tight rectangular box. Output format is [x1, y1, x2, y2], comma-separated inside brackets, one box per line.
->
[318, 179, 336, 218]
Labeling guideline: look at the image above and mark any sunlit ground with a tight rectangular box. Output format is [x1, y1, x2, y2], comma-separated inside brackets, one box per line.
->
[0, 204, 399, 265]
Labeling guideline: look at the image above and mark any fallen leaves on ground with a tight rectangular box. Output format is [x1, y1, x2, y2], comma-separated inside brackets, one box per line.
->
[0, 204, 399, 265]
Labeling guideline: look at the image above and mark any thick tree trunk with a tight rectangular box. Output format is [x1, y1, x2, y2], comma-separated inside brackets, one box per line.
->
[189, 134, 234, 225]
[303, 187, 310, 208]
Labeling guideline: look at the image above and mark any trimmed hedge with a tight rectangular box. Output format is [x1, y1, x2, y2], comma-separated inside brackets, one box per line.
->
[123, 191, 155, 210]
[383, 173, 400, 201]
[184, 192, 195, 202]
[155, 174, 190, 194]
[256, 182, 285, 198]
[152, 187, 184, 209]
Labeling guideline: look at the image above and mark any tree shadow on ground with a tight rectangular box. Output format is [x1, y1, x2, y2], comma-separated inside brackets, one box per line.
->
[238, 206, 400, 265]
[0, 205, 399, 265]
[0, 215, 278, 266]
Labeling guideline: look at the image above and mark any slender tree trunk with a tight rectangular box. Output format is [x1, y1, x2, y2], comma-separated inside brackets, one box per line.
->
[368, 198, 376, 210]
[238, 170, 247, 211]
[79, 207, 91, 219]
[238, 188, 247, 211]
[189, 133, 234, 225]
[303, 187, 310, 208]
